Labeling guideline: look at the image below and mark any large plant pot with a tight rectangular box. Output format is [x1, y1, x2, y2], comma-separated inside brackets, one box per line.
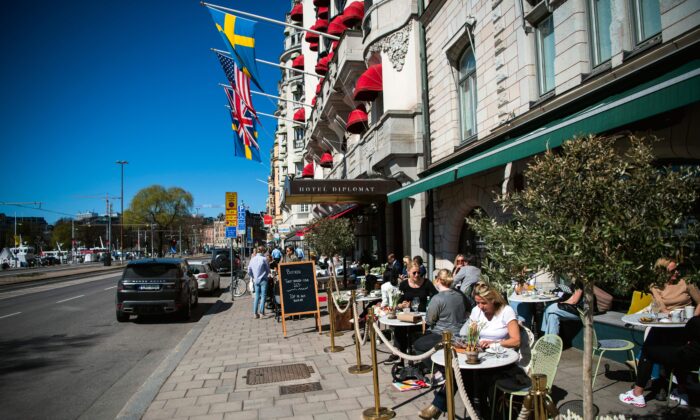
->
[334, 305, 353, 331]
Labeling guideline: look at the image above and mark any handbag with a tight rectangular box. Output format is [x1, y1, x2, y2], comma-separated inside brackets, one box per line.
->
[557, 302, 581, 315]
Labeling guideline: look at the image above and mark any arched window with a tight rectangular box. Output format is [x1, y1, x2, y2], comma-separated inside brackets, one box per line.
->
[458, 47, 477, 143]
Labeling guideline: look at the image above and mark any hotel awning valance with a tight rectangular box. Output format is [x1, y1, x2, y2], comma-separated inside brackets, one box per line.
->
[313, 18, 329, 33]
[346, 105, 368, 134]
[354, 63, 382, 101]
[388, 61, 700, 203]
[343, 1, 365, 26]
[292, 54, 304, 70]
[317, 6, 329, 19]
[284, 177, 401, 205]
[290, 3, 303, 22]
[328, 15, 348, 37]
[293, 107, 306, 122]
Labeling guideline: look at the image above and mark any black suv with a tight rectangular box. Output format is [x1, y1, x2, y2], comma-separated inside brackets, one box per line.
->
[116, 258, 198, 322]
[210, 248, 240, 274]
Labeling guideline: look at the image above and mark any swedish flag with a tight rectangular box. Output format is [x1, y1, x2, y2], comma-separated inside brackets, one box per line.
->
[208, 7, 264, 91]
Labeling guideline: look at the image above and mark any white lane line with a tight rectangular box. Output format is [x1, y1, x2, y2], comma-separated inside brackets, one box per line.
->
[104, 286, 117, 290]
[0, 312, 21, 319]
[56, 295, 85, 304]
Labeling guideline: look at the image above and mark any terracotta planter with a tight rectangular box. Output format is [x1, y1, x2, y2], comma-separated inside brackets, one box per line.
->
[334, 304, 353, 331]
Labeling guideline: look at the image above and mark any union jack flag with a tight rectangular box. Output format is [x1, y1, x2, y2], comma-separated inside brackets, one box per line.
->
[216, 51, 258, 122]
[224, 86, 261, 162]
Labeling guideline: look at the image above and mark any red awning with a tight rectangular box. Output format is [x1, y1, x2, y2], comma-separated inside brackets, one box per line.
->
[319, 151, 333, 168]
[292, 54, 304, 70]
[313, 0, 330, 6]
[315, 52, 333, 75]
[309, 41, 319, 51]
[293, 108, 306, 122]
[311, 96, 317, 106]
[315, 78, 324, 95]
[314, 18, 329, 33]
[317, 6, 329, 19]
[301, 162, 314, 178]
[353, 63, 383, 101]
[298, 204, 359, 235]
[346, 105, 369, 134]
[305, 26, 319, 43]
[343, 1, 365, 26]
[331, 40, 339, 51]
[290, 3, 303, 22]
[328, 15, 348, 37]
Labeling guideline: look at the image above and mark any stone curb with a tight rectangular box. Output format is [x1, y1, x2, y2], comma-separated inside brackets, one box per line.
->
[115, 298, 227, 420]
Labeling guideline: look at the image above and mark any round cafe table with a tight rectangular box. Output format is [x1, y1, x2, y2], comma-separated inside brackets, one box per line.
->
[508, 293, 560, 304]
[378, 312, 426, 327]
[431, 347, 519, 413]
[621, 312, 688, 328]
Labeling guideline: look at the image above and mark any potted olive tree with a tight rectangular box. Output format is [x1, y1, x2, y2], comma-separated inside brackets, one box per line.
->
[470, 135, 698, 418]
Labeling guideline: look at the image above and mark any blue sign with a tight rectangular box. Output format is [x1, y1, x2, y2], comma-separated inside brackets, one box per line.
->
[237, 205, 246, 231]
[225, 226, 237, 238]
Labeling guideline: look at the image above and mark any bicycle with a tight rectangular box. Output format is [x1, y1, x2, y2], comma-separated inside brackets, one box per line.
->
[231, 269, 248, 297]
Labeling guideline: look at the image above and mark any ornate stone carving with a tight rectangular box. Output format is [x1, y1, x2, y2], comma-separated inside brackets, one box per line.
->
[367, 24, 412, 72]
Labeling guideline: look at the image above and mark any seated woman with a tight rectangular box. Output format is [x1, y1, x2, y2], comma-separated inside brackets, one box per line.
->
[380, 269, 400, 307]
[540, 278, 584, 335]
[620, 315, 700, 407]
[413, 270, 471, 370]
[649, 257, 700, 317]
[420, 281, 521, 419]
[393, 262, 438, 356]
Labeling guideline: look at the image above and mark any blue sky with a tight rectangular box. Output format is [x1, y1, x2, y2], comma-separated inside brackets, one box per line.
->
[0, 0, 289, 223]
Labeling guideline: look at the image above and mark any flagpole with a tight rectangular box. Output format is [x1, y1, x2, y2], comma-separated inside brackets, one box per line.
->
[202, 2, 340, 41]
[219, 83, 312, 107]
[211, 48, 322, 79]
[224, 105, 304, 125]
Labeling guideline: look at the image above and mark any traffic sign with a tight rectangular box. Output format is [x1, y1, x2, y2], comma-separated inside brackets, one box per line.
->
[225, 192, 238, 226]
[225, 226, 237, 238]
[263, 214, 273, 225]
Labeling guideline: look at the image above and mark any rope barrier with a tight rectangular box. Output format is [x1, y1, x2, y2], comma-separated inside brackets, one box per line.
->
[450, 352, 481, 420]
[352, 299, 369, 345]
[371, 323, 440, 362]
[328, 275, 352, 314]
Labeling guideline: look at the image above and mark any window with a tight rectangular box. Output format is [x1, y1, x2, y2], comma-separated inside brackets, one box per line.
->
[370, 93, 383, 124]
[458, 47, 477, 142]
[536, 15, 556, 95]
[293, 128, 304, 149]
[631, 0, 661, 44]
[589, 0, 613, 66]
[299, 204, 310, 213]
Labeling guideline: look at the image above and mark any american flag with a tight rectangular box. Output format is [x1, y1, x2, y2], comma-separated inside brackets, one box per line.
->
[216, 51, 257, 121]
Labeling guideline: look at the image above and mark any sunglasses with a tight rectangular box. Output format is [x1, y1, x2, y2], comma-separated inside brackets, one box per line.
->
[456, 259, 465, 263]
[409, 271, 419, 276]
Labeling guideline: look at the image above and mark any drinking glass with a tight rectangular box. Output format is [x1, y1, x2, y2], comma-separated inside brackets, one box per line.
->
[650, 300, 660, 320]
[411, 297, 420, 312]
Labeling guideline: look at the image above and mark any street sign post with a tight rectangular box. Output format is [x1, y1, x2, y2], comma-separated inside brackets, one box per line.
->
[225, 227, 237, 238]
[225, 192, 238, 227]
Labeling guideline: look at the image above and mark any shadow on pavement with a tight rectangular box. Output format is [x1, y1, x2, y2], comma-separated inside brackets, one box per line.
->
[132, 302, 221, 325]
[0, 333, 102, 376]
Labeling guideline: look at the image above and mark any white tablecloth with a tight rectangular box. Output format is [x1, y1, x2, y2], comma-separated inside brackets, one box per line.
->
[431, 348, 519, 370]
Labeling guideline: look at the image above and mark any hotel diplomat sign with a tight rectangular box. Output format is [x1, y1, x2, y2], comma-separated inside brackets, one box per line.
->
[283, 178, 400, 205]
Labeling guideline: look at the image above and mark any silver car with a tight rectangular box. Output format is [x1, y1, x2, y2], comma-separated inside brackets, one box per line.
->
[188, 260, 220, 294]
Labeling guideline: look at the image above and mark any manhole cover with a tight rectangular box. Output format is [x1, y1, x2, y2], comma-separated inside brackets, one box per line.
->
[245, 363, 314, 385]
[280, 381, 322, 395]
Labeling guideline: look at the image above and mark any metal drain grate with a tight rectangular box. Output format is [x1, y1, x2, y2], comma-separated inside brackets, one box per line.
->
[245, 363, 314, 385]
[279, 381, 322, 395]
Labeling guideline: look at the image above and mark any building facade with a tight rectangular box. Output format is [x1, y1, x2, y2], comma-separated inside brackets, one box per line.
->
[269, 0, 700, 272]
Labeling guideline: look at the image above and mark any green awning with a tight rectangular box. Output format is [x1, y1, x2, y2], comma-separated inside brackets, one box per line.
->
[388, 60, 700, 203]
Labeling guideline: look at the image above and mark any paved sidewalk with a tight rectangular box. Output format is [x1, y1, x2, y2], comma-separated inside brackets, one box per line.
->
[139, 290, 699, 420]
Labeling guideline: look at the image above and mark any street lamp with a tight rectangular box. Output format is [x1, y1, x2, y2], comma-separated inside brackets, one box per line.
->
[116, 160, 128, 263]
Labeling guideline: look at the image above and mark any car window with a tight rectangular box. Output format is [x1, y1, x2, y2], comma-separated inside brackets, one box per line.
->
[124, 264, 179, 279]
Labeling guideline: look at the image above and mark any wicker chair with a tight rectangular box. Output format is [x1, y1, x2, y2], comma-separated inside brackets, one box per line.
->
[491, 334, 563, 420]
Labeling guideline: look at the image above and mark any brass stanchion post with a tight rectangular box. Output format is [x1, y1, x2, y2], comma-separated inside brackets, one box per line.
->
[362, 311, 395, 420]
[324, 288, 344, 353]
[523, 374, 557, 420]
[348, 290, 371, 374]
[442, 331, 455, 420]
[324, 276, 344, 337]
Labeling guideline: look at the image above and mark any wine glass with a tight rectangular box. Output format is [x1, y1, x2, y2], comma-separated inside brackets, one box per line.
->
[650, 300, 660, 320]
[411, 297, 420, 313]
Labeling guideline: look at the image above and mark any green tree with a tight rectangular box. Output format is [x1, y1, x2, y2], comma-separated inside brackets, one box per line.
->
[304, 217, 354, 281]
[124, 185, 193, 256]
[469, 135, 698, 418]
[51, 218, 74, 250]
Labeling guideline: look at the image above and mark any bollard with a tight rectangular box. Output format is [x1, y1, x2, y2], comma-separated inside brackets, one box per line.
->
[348, 290, 371, 374]
[522, 373, 558, 420]
[324, 281, 344, 337]
[324, 288, 344, 353]
[442, 331, 455, 420]
[362, 311, 395, 420]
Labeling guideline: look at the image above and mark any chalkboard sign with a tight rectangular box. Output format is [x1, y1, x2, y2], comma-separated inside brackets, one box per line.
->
[278, 261, 321, 336]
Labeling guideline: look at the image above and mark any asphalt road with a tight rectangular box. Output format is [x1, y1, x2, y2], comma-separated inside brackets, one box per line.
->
[0, 272, 222, 420]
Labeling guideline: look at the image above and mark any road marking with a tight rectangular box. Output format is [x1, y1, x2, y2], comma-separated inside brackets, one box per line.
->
[56, 295, 85, 304]
[104, 286, 117, 290]
[0, 312, 21, 319]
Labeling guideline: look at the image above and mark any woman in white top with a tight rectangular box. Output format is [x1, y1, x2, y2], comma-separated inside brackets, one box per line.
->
[462, 281, 520, 349]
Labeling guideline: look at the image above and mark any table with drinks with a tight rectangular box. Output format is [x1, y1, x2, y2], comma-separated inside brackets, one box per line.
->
[622, 305, 695, 328]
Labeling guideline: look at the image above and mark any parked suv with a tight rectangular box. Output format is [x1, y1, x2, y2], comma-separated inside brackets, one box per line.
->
[116, 258, 198, 322]
[210, 248, 240, 274]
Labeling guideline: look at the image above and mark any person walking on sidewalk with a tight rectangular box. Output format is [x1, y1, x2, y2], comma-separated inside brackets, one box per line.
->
[248, 246, 270, 319]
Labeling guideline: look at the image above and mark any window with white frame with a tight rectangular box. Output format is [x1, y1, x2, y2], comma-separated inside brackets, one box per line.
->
[631, 0, 661, 44]
[294, 127, 304, 149]
[536, 15, 556, 96]
[589, 0, 613, 66]
[298, 204, 310, 213]
[458, 46, 477, 142]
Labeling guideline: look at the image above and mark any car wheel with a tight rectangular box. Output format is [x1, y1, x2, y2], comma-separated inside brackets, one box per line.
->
[192, 289, 199, 307]
[179, 295, 192, 321]
[116, 310, 130, 322]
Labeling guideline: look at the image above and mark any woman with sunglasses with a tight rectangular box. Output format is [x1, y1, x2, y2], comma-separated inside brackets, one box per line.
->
[392, 262, 438, 357]
[452, 254, 466, 277]
[420, 281, 521, 419]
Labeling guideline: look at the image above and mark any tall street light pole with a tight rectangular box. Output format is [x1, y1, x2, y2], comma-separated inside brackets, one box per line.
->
[116, 160, 128, 264]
